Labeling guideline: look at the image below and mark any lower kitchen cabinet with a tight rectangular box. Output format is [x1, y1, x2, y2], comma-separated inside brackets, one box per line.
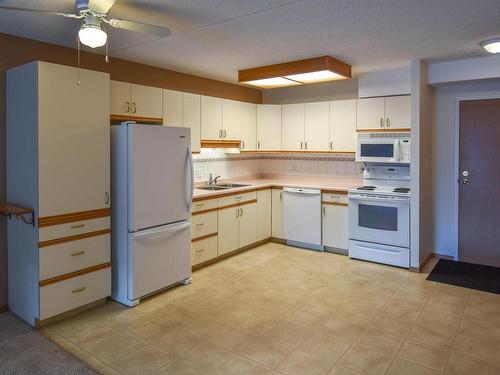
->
[217, 205, 240, 255]
[322, 192, 348, 250]
[238, 202, 257, 248]
[271, 188, 284, 239]
[257, 189, 272, 240]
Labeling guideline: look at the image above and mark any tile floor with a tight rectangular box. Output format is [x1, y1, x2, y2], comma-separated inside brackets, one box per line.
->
[42, 243, 500, 375]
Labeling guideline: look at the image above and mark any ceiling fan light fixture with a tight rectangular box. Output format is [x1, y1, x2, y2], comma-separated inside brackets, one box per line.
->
[79, 21, 107, 48]
[480, 37, 500, 53]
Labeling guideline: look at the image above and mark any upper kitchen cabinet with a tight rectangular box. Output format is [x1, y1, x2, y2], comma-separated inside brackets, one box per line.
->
[305, 101, 330, 151]
[201, 95, 223, 140]
[222, 99, 241, 140]
[282, 103, 305, 151]
[384, 95, 411, 130]
[356, 97, 385, 130]
[356, 95, 410, 131]
[162, 89, 183, 127]
[239, 102, 257, 151]
[330, 99, 357, 152]
[182, 93, 201, 152]
[257, 104, 282, 151]
[110, 80, 162, 123]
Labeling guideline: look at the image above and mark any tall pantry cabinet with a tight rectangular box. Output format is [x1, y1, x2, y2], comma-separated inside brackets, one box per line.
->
[6, 61, 111, 326]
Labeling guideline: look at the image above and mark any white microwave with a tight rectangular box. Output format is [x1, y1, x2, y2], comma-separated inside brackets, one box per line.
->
[356, 135, 411, 164]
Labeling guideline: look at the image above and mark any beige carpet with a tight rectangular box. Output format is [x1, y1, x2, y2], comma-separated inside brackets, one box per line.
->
[0, 311, 99, 375]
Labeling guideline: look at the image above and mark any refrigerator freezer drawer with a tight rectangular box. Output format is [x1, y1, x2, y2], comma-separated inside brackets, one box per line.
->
[349, 240, 409, 268]
[128, 221, 191, 300]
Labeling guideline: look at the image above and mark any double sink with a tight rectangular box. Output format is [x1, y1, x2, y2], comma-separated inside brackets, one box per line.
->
[197, 183, 251, 191]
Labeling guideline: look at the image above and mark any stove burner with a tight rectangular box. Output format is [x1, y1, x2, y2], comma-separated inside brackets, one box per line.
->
[393, 188, 410, 193]
[356, 186, 376, 191]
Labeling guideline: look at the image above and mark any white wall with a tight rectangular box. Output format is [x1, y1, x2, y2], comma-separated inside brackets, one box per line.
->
[432, 79, 500, 257]
[262, 79, 358, 104]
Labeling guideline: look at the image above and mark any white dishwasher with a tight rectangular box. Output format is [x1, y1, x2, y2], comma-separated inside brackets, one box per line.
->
[282, 187, 322, 250]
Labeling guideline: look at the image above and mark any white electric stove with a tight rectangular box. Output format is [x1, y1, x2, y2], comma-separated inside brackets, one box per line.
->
[348, 165, 411, 268]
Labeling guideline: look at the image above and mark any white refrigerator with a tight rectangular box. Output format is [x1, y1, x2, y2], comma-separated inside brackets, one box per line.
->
[111, 123, 194, 306]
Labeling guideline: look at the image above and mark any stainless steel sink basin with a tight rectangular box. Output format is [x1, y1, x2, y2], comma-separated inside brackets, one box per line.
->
[197, 186, 229, 191]
[214, 183, 251, 188]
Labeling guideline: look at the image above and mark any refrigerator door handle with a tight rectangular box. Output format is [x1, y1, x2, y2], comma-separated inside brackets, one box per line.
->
[186, 146, 194, 212]
[134, 221, 191, 238]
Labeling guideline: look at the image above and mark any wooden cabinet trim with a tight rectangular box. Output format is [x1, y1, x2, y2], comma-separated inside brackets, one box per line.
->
[200, 140, 241, 148]
[191, 232, 218, 242]
[39, 229, 110, 248]
[356, 128, 410, 133]
[39, 262, 111, 287]
[240, 151, 355, 155]
[192, 207, 219, 215]
[39, 208, 111, 227]
[322, 202, 348, 206]
[218, 199, 257, 210]
[322, 190, 348, 195]
[110, 114, 163, 125]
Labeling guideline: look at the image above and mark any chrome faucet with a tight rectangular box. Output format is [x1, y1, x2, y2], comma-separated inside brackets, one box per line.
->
[208, 173, 221, 185]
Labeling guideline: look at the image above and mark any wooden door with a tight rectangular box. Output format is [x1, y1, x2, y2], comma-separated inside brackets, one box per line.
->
[201, 95, 223, 140]
[459, 99, 500, 267]
[110, 80, 131, 116]
[182, 93, 201, 152]
[257, 190, 272, 241]
[163, 89, 183, 127]
[384, 95, 411, 130]
[222, 99, 241, 140]
[38, 63, 110, 216]
[238, 202, 257, 248]
[271, 188, 283, 239]
[356, 97, 385, 130]
[130, 84, 162, 119]
[305, 101, 330, 151]
[218, 206, 239, 255]
[257, 105, 282, 151]
[330, 100, 357, 152]
[282, 103, 305, 151]
[240, 102, 257, 151]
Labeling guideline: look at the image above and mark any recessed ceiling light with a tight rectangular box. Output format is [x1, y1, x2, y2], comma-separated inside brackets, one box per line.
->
[238, 56, 351, 89]
[480, 37, 500, 54]
[285, 70, 344, 84]
[243, 77, 301, 89]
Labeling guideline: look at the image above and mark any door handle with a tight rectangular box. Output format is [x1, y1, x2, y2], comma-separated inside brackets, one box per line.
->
[330, 141, 333, 150]
[322, 206, 326, 215]
[300, 141, 303, 150]
[461, 170, 470, 184]
[239, 208, 243, 217]
[235, 208, 239, 217]
[105, 192, 110, 205]
[305, 141, 308, 150]
[132, 102, 137, 114]
[380, 117, 384, 127]
[386, 117, 390, 127]
[126, 101, 130, 113]
[258, 141, 261, 149]
[219, 129, 222, 138]
[241, 140, 245, 149]
[223, 129, 227, 138]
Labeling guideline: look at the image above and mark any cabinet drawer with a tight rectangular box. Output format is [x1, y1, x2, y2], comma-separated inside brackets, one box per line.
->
[218, 191, 257, 207]
[39, 217, 110, 243]
[39, 234, 110, 280]
[322, 192, 348, 205]
[191, 211, 217, 239]
[192, 199, 218, 213]
[192, 235, 218, 266]
[39, 267, 111, 320]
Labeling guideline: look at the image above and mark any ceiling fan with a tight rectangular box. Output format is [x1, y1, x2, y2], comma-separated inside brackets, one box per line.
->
[0, 0, 171, 48]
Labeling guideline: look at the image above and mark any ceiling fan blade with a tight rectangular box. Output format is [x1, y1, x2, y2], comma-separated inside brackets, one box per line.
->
[0, 6, 81, 18]
[107, 18, 171, 38]
[76, 0, 117, 15]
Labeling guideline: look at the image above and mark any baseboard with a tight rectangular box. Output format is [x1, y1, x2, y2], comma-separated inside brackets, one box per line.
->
[270, 237, 286, 244]
[432, 253, 454, 260]
[0, 305, 8, 313]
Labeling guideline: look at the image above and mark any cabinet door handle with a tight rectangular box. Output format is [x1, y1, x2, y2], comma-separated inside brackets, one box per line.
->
[196, 248, 205, 253]
[322, 206, 326, 215]
[258, 141, 261, 149]
[195, 203, 204, 209]
[132, 102, 137, 114]
[386, 117, 390, 127]
[330, 141, 333, 150]
[380, 117, 384, 127]
[71, 250, 85, 257]
[72, 287, 86, 294]
[241, 140, 245, 149]
[300, 141, 303, 150]
[236, 208, 239, 217]
[195, 223, 204, 228]
[105, 192, 110, 205]
[239, 208, 243, 217]
[70, 224, 85, 229]
[219, 129, 222, 138]
[280, 191, 283, 200]
[305, 141, 308, 150]
[126, 101, 130, 113]
[223, 129, 227, 138]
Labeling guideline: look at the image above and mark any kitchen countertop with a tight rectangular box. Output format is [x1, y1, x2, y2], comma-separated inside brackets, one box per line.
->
[193, 175, 362, 201]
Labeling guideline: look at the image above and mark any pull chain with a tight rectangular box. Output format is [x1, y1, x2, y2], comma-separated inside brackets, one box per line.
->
[105, 24, 109, 63]
[77, 36, 81, 85]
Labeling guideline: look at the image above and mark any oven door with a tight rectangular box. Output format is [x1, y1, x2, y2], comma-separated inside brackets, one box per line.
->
[348, 194, 409, 248]
[356, 139, 400, 163]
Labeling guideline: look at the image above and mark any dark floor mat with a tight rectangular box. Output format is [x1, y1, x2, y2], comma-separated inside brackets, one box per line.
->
[427, 258, 500, 294]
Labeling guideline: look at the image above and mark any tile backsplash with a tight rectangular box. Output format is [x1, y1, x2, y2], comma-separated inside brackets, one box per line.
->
[193, 149, 363, 183]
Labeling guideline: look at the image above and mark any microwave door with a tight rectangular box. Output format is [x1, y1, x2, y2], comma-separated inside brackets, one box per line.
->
[356, 140, 398, 163]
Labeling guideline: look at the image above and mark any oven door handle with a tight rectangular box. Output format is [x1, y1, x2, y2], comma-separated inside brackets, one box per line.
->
[349, 195, 409, 203]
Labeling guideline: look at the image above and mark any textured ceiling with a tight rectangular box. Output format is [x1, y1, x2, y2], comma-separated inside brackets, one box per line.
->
[1, 0, 500, 84]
